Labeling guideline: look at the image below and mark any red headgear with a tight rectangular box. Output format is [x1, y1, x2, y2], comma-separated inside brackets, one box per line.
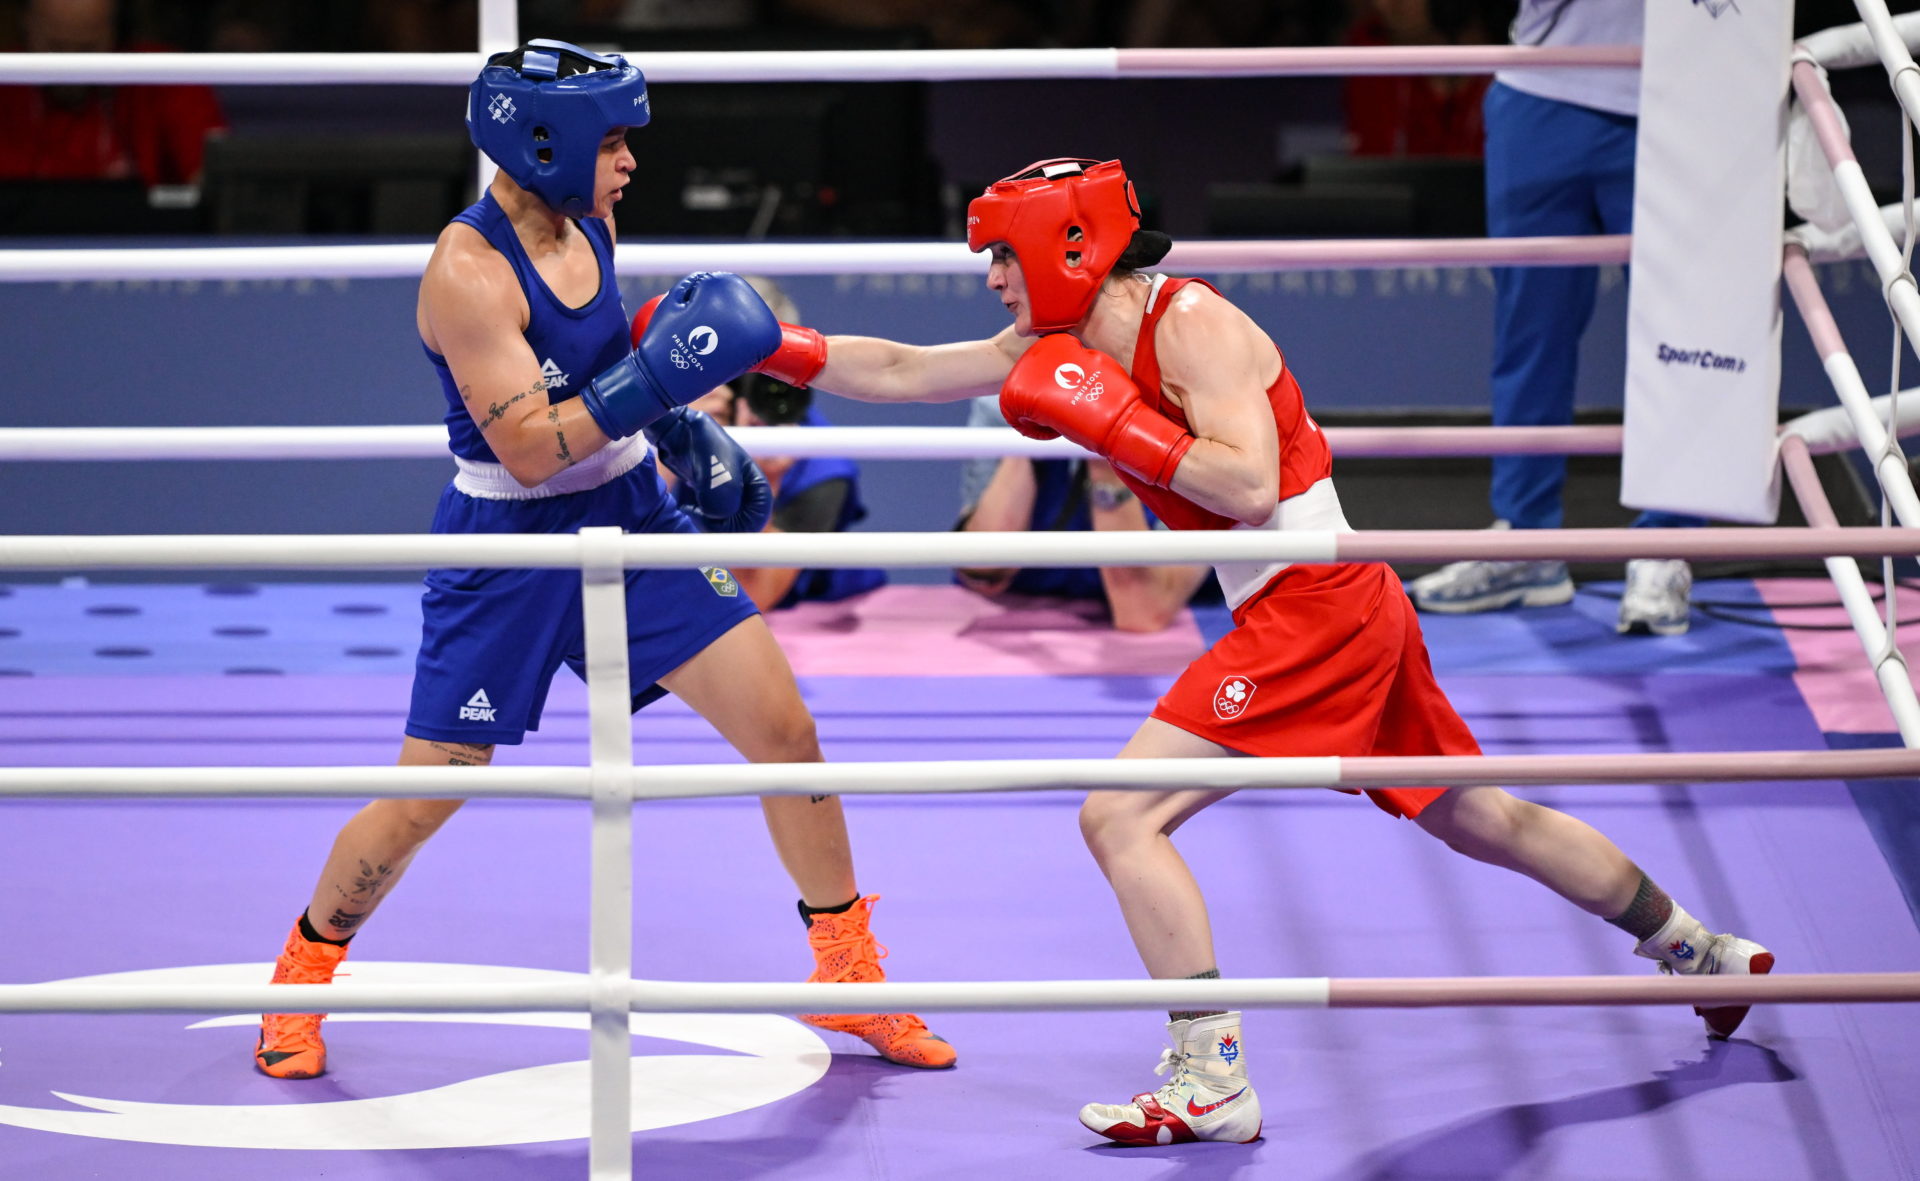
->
[966, 158, 1142, 333]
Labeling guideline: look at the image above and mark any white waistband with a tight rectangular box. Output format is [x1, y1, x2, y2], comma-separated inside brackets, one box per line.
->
[451, 435, 649, 500]
[1215, 478, 1351, 610]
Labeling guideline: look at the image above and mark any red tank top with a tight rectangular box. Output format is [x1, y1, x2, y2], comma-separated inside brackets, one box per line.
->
[1116, 276, 1333, 531]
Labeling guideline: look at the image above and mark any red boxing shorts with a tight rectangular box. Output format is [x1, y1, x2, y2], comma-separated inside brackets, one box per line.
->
[1150, 562, 1478, 819]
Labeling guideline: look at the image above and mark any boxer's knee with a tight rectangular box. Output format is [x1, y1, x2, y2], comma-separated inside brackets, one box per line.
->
[380, 797, 465, 849]
[753, 701, 821, 765]
[1079, 791, 1147, 863]
[1415, 786, 1521, 857]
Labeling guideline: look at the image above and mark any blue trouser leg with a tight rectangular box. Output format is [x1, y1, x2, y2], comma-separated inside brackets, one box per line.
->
[1485, 83, 1645, 532]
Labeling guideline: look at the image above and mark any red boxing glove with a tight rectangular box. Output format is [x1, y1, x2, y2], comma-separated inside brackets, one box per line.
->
[756, 322, 827, 388]
[628, 294, 665, 347]
[999, 335, 1193, 487]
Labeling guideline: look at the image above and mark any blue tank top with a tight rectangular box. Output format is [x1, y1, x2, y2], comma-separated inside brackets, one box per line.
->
[423, 191, 632, 462]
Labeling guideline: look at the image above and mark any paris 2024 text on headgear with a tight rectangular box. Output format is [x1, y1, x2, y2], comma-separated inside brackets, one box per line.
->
[467, 39, 650, 219]
[966, 158, 1142, 334]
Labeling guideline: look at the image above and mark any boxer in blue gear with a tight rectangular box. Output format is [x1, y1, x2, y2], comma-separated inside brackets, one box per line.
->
[252, 38, 955, 1084]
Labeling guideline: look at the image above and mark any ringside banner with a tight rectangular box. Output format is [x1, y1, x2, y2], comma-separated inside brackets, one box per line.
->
[1623, 0, 1793, 522]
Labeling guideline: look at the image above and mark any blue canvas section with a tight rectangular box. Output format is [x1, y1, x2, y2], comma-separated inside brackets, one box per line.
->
[0, 580, 423, 677]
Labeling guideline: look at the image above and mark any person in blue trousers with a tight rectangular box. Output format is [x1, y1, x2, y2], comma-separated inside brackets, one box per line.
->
[1409, 0, 1700, 635]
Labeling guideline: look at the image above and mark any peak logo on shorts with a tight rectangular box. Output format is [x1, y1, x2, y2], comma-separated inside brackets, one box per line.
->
[702, 566, 740, 598]
[1694, 0, 1739, 17]
[1212, 676, 1256, 721]
[539, 358, 569, 390]
[459, 688, 497, 722]
[1053, 362, 1104, 406]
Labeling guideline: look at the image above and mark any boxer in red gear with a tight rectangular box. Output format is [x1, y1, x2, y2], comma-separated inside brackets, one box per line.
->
[799, 158, 1775, 1146]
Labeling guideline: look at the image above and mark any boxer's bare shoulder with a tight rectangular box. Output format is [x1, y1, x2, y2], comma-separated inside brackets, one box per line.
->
[417, 224, 525, 352]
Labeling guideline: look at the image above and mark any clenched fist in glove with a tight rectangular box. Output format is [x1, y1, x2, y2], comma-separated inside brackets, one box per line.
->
[998, 334, 1193, 487]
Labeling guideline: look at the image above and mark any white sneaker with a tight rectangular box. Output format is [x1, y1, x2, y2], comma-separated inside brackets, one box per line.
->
[1408, 524, 1574, 614]
[1617, 558, 1692, 636]
[1634, 904, 1775, 1038]
[1078, 1012, 1263, 1146]
[1410, 558, 1574, 614]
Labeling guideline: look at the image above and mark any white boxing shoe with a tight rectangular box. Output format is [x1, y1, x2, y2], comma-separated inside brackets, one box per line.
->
[1634, 904, 1775, 1038]
[1078, 1012, 1263, 1147]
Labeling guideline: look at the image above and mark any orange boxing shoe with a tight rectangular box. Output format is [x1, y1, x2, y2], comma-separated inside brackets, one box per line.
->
[254, 918, 350, 1079]
[799, 895, 956, 1069]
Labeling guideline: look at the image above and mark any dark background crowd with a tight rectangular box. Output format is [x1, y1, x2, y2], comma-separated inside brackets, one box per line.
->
[0, 0, 1896, 240]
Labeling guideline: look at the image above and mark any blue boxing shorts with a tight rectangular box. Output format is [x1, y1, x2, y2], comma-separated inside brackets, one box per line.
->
[405, 465, 759, 745]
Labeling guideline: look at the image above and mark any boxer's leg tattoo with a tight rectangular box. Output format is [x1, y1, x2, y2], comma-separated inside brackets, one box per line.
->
[336, 859, 394, 903]
[325, 908, 368, 933]
[809, 794, 830, 804]
[429, 740, 494, 767]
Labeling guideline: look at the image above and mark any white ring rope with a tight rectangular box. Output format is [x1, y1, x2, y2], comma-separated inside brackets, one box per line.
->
[1, 527, 1916, 572]
[0, 235, 1631, 284]
[2, 419, 1894, 464]
[0, 526, 1912, 572]
[1794, 60, 1920, 387]
[0, 973, 1913, 1017]
[0, 424, 1638, 463]
[1799, 10, 1920, 70]
[0, 45, 1640, 87]
[2, 748, 1917, 801]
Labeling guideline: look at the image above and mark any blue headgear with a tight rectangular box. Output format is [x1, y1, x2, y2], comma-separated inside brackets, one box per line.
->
[467, 39, 650, 218]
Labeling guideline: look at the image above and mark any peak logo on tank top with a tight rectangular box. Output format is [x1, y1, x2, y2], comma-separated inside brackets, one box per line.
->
[430, 191, 630, 464]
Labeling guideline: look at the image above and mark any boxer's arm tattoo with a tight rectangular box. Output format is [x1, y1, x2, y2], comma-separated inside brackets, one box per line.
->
[325, 908, 368, 934]
[549, 406, 576, 467]
[479, 380, 543, 433]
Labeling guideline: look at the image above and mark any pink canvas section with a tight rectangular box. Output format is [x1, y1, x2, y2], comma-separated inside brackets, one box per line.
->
[1753, 577, 1920, 732]
[763, 585, 1206, 677]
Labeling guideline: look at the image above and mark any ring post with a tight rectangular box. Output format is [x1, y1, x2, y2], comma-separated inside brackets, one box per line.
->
[474, 0, 515, 196]
[1779, 435, 1920, 744]
[579, 526, 634, 1181]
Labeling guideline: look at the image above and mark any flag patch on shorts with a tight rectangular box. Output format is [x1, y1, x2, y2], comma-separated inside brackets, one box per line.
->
[701, 566, 740, 598]
[1213, 676, 1256, 721]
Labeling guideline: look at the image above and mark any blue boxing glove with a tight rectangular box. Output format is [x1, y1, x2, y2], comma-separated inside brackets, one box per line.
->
[647, 407, 772, 533]
[578, 272, 782, 441]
